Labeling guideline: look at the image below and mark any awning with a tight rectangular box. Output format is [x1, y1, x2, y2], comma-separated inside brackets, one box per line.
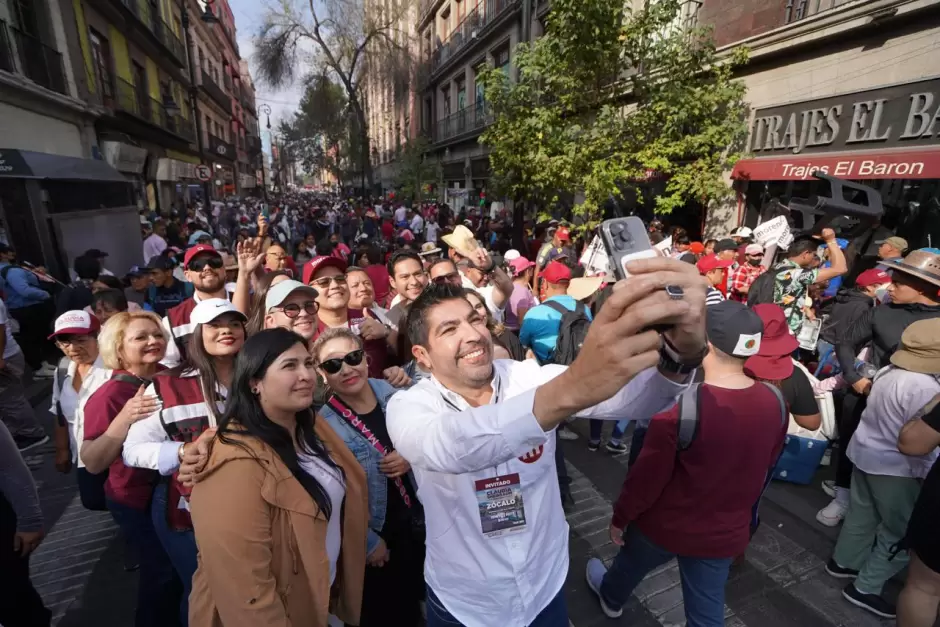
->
[0, 149, 130, 182]
[731, 147, 940, 181]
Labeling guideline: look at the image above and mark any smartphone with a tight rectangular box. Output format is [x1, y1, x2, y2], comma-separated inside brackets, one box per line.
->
[261, 204, 269, 220]
[599, 217, 658, 280]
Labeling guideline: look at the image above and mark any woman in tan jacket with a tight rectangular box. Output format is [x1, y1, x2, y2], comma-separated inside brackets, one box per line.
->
[188, 328, 368, 627]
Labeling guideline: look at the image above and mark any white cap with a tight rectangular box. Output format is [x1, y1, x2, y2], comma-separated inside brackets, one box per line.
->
[503, 249, 521, 262]
[49, 310, 100, 339]
[731, 226, 753, 238]
[264, 279, 319, 312]
[191, 299, 247, 325]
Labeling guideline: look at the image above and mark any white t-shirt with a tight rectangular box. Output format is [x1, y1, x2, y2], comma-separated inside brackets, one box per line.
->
[394, 206, 407, 223]
[0, 299, 21, 359]
[425, 222, 440, 243]
[50, 356, 110, 465]
[143, 233, 168, 263]
[410, 214, 424, 234]
[298, 454, 346, 585]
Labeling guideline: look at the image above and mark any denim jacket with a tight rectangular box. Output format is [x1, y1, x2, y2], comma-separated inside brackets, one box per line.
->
[0, 263, 50, 309]
[319, 378, 417, 555]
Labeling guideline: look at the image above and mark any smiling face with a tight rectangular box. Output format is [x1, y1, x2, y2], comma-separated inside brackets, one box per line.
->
[255, 342, 318, 414]
[121, 318, 167, 368]
[391, 257, 429, 304]
[315, 335, 369, 397]
[265, 245, 288, 271]
[201, 313, 246, 358]
[412, 296, 493, 390]
[310, 266, 349, 313]
[346, 269, 374, 309]
[265, 289, 319, 340]
[185, 253, 225, 293]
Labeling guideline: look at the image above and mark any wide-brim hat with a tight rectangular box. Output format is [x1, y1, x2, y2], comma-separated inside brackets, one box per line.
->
[744, 354, 794, 380]
[891, 318, 940, 374]
[879, 249, 940, 288]
[751, 304, 800, 356]
[568, 276, 604, 301]
[441, 225, 479, 256]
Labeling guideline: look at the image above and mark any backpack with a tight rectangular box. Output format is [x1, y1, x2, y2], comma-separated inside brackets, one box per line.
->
[676, 381, 788, 451]
[746, 265, 783, 307]
[543, 301, 592, 366]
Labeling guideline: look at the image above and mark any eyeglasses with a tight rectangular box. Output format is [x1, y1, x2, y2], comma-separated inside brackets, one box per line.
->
[55, 334, 95, 347]
[188, 256, 224, 272]
[319, 349, 365, 375]
[432, 272, 461, 285]
[272, 301, 319, 318]
[309, 274, 347, 289]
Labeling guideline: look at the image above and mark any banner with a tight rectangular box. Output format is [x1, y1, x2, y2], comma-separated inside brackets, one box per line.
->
[752, 216, 793, 250]
[580, 235, 610, 276]
[654, 236, 673, 256]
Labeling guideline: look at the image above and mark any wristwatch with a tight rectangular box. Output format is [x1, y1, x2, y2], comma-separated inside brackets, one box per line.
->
[658, 335, 708, 375]
[178, 443, 187, 463]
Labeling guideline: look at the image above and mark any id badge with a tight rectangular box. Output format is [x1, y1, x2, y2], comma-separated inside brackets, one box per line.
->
[475, 473, 527, 538]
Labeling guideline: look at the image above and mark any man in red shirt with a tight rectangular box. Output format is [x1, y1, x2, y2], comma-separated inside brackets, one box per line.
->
[586, 300, 787, 624]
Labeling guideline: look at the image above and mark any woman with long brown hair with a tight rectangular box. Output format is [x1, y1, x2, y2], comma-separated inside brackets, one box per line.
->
[246, 269, 291, 334]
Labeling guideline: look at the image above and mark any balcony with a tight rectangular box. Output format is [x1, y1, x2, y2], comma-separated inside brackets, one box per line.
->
[435, 101, 492, 144]
[0, 20, 67, 95]
[118, 0, 186, 68]
[200, 69, 230, 110]
[208, 133, 236, 161]
[427, 0, 519, 76]
[113, 76, 194, 139]
[246, 134, 262, 156]
[784, 0, 860, 23]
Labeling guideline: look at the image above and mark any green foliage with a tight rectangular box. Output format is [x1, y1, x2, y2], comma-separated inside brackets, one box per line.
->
[479, 0, 749, 223]
[394, 136, 441, 202]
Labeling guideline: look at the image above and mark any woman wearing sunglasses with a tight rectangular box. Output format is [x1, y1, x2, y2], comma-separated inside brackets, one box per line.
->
[312, 327, 425, 627]
[188, 328, 368, 627]
[122, 299, 247, 625]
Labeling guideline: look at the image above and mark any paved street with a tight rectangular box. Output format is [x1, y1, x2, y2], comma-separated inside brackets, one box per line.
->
[21, 395, 902, 627]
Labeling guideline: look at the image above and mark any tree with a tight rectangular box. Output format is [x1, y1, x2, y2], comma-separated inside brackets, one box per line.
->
[394, 135, 441, 203]
[277, 74, 351, 182]
[479, 0, 750, 227]
[255, 0, 415, 190]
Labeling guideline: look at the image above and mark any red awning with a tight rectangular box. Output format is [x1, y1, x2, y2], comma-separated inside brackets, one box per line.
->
[731, 147, 940, 181]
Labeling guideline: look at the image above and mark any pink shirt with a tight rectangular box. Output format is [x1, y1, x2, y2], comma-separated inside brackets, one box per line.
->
[505, 283, 537, 330]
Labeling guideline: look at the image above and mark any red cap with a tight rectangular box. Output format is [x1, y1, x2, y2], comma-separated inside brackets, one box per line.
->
[302, 255, 348, 284]
[183, 244, 220, 267]
[689, 242, 705, 254]
[555, 226, 571, 242]
[542, 261, 572, 284]
[49, 310, 100, 339]
[696, 254, 734, 274]
[856, 268, 891, 288]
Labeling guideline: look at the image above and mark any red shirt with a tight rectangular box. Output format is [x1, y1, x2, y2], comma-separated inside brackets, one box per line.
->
[317, 309, 388, 378]
[612, 383, 787, 558]
[364, 265, 391, 307]
[83, 371, 161, 510]
[729, 263, 764, 302]
[381, 221, 394, 241]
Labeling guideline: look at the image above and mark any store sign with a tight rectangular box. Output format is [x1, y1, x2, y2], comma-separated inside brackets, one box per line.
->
[209, 135, 235, 161]
[749, 78, 940, 156]
[0, 150, 31, 176]
[731, 148, 940, 181]
[101, 141, 147, 174]
[156, 158, 199, 181]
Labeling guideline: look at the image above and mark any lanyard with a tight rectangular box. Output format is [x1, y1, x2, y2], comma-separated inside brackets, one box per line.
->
[327, 395, 411, 509]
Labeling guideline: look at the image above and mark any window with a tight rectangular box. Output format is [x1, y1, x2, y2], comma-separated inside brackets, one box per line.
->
[442, 85, 451, 116]
[456, 0, 465, 23]
[11, 0, 41, 37]
[474, 65, 485, 105]
[494, 45, 510, 75]
[88, 29, 114, 102]
[456, 76, 466, 110]
[440, 7, 450, 38]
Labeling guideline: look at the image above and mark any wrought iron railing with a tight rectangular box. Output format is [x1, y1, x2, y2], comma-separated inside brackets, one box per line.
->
[113, 76, 194, 139]
[435, 100, 491, 143]
[784, 0, 860, 23]
[119, 0, 186, 67]
[429, 0, 517, 74]
[200, 69, 230, 109]
[0, 20, 67, 94]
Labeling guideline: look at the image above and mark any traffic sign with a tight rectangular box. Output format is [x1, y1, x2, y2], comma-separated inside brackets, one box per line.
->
[196, 165, 211, 182]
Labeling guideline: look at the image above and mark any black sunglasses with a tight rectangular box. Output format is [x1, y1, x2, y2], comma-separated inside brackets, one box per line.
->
[272, 301, 319, 319]
[319, 349, 365, 375]
[432, 272, 461, 285]
[188, 256, 224, 272]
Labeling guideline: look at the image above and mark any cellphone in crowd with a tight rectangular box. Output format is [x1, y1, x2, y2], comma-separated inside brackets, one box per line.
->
[599, 217, 658, 280]
[261, 205, 270, 220]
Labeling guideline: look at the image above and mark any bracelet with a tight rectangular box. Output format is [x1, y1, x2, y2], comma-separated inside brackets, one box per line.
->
[178, 443, 186, 463]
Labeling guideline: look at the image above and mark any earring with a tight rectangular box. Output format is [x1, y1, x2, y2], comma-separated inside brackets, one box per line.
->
[251, 388, 259, 395]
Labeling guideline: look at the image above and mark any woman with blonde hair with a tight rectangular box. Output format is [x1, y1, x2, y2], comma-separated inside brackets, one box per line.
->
[81, 310, 182, 627]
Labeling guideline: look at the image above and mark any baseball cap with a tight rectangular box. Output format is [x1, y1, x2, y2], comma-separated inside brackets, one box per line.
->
[190, 298, 247, 325]
[187, 230, 213, 246]
[714, 238, 739, 253]
[183, 244, 221, 267]
[689, 242, 705, 254]
[509, 257, 536, 277]
[705, 301, 763, 358]
[555, 227, 571, 242]
[877, 236, 909, 252]
[503, 249, 522, 262]
[302, 256, 348, 285]
[542, 261, 572, 284]
[265, 279, 319, 311]
[855, 268, 891, 288]
[731, 226, 753, 238]
[126, 265, 147, 277]
[696, 254, 734, 274]
[745, 244, 764, 256]
[49, 310, 101, 339]
[147, 256, 176, 271]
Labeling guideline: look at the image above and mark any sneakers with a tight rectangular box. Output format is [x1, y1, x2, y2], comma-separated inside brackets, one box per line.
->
[816, 499, 847, 527]
[15, 434, 50, 453]
[821, 479, 836, 498]
[605, 441, 628, 455]
[587, 441, 600, 452]
[825, 559, 858, 579]
[842, 583, 896, 619]
[557, 427, 579, 441]
[585, 558, 623, 618]
[33, 362, 57, 378]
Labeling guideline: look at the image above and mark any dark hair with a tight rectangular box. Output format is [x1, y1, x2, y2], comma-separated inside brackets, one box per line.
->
[387, 249, 423, 277]
[788, 236, 819, 258]
[315, 239, 335, 256]
[676, 234, 691, 246]
[74, 255, 102, 280]
[218, 328, 341, 519]
[95, 274, 124, 290]
[365, 246, 382, 265]
[428, 257, 457, 276]
[91, 288, 128, 312]
[246, 270, 291, 335]
[406, 282, 470, 348]
[704, 238, 718, 249]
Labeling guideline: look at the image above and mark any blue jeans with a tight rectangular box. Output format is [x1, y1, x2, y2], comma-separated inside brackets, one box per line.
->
[152, 482, 198, 626]
[588, 419, 628, 445]
[600, 527, 732, 627]
[427, 587, 568, 627]
[107, 497, 183, 627]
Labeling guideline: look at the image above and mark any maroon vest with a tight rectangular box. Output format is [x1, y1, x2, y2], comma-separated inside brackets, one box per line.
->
[166, 298, 198, 363]
[152, 372, 221, 531]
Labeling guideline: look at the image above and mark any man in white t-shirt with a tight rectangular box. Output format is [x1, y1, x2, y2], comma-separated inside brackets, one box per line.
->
[394, 204, 407, 223]
[425, 218, 440, 244]
[0, 298, 49, 451]
[409, 209, 425, 236]
[143, 220, 168, 263]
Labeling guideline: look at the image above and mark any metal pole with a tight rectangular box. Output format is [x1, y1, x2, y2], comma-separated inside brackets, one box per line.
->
[181, 0, 212, 205]
[260, 103, 271, 202]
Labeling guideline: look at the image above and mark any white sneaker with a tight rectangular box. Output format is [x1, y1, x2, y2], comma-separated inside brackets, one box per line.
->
[821, 479, 836, 498]
[33, 363, 57, 378]
[557, 428, 579, 441]
[816, 499, 847, 527]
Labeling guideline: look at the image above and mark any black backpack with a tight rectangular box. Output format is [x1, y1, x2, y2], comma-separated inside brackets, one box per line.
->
[746, 265, 783, 307]
[543, 301, 592, 365]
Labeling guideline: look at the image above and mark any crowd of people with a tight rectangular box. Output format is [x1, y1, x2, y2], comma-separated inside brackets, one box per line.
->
[1, 191, 940, 627]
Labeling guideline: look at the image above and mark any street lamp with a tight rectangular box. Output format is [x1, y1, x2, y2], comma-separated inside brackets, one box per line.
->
[259, 103, 271, 201]
[181, 0, 219, 205]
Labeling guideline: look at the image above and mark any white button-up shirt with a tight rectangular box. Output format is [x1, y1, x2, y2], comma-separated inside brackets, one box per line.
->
[387, 359, 687, 627]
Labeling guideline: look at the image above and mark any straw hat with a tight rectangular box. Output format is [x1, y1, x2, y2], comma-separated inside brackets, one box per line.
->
[568, 276, 604, 301]
[441, 225, 479, 256]
[890, 318, 940, 374]
[879, 248, 940, 288]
